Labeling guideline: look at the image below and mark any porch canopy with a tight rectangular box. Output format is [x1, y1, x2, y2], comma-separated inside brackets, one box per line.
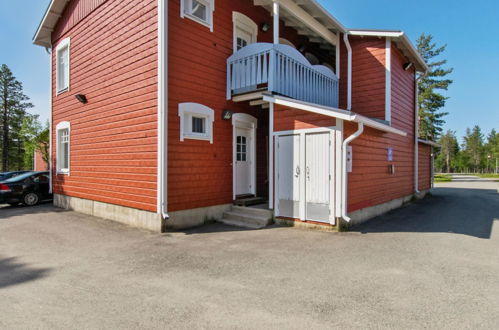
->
[262, 93, 407, 136]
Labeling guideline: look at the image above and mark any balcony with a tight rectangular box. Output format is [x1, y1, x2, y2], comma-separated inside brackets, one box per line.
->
[227, 43, 339, 108]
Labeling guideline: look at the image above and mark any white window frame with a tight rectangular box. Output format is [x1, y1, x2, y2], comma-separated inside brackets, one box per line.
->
[181, 0, 215, 32]
[55, 121, 71, 175]
[178, 103, 214, 143]
[232, 12, 258, 53]
[55, 37, 70, 95]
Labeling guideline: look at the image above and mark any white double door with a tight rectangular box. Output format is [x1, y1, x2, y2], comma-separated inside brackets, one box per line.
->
[276, 131, 333, 223]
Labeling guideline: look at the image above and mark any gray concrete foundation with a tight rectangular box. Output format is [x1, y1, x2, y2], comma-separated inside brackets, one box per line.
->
[166, 204, 232, 230]
[54, 194, 165, 232]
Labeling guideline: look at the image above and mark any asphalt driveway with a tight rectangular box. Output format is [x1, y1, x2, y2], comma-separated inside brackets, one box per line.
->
[1, 178, 498, 329]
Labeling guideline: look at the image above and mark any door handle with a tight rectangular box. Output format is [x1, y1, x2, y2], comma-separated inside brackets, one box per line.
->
[295, 166, 300, 177]
[306, 166, 310, 180]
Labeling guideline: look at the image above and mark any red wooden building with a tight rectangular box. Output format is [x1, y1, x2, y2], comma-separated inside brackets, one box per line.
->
[33, 0, 437, 231]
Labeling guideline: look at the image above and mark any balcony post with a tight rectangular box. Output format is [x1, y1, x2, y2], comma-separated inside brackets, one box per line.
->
[273, 1, 279, 44]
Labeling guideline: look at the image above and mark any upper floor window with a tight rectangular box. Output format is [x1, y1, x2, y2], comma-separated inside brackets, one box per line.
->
[56, 121, 71, 174]
[233, 12, 258, 52]
[178, 103, 215, 143]
[181, 0, 214, 31]
[56, 38, 70, 94]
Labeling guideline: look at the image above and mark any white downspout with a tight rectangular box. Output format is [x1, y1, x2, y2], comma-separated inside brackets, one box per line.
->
[46, 47, 53, 193]
[342, 122, 363, 222]
[414, 74, 424, 193]
[158, 0, 168, 220]
[273, 1, 279, 44]
[340, 33, 357, 222]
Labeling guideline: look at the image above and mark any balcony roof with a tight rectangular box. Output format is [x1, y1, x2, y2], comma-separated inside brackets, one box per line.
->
[348, 29, 428, 73]
[263, 94, 408, 137]
[254, 0, 346, 50]
[33, 0, 70, 48]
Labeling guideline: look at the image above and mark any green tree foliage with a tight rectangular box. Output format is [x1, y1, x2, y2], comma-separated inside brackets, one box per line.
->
[435, 130, 458, 172]
[0, 64, 34, 171]
[416, 34, 453, 141]
[462, 126, 484, 172]
[20, 115, 44, 170]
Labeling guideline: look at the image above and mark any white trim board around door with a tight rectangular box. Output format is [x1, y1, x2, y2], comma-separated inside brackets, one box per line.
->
[232, 113, 258, 199]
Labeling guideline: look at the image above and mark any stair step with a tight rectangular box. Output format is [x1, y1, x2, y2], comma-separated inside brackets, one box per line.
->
[222, 211, 271, 226]
[234, 197, 266, 207]
[230, 205, 273, 218]
[218, 217, 265, 229]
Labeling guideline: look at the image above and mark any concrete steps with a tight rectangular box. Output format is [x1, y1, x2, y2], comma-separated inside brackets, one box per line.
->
[218, 205, 273, 229]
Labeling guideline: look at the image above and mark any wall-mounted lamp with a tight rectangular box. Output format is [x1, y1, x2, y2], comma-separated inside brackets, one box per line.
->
[222, 110, 233, 120]
[261, 23, 270, 32]
[403, 62, 413, 71]
[75, 94, 88, 104]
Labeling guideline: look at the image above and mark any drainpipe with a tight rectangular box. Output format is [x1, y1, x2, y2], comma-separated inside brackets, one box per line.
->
[158, 0, 169, 220]
[414, 73, 425, 194]
[273, 1, 279, 44]
[46, 47, 53, 194]
[342, 122, 363, 222]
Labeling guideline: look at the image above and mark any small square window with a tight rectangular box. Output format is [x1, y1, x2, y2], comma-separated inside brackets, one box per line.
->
[192, 116, 205, 134]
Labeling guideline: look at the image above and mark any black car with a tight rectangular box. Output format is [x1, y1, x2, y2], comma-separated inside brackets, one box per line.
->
[0, 171, 30, 182]
[0, 171, 52, 206]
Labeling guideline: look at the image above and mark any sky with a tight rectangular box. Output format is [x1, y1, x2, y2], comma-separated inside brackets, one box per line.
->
[0, 0, 498, 140]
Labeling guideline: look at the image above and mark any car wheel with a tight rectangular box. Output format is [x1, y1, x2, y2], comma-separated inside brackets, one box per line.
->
[23, 192, 40, 206]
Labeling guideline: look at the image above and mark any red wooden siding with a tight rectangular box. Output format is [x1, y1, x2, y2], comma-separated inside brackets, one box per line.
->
[51, 0, 159, 212]
[273, 105, 336, 131]
[53, 0, 108, 38]
[391, 46, 416, 132]
[34, 150, 48, 171]
[167, 0, 335, 212]
[418, 144, 432, 191]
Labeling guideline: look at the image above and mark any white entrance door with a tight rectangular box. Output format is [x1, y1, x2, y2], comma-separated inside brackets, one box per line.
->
[277, 135, 301, 218]
[305, 132, 331, 222]
[276, 131, 333, 223]
[235, 127, 252, 196]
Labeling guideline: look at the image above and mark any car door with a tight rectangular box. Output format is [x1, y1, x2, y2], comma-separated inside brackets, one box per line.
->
[32, 174, 50, 199]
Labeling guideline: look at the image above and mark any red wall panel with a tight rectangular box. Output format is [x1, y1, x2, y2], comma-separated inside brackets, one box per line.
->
[418, 144, 432, 191]
[51, 0, 159, 212]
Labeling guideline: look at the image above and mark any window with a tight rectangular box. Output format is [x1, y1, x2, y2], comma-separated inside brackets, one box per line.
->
[233, 12, 257, 52]
[178, 103, 214, 143]
[56, 121, 70, 174]
[181, 0, 214, 31]
[236, 136, 247, 161]
[56, 38, 70, 94]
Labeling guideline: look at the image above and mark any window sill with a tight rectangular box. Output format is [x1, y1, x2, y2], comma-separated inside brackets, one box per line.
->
[183, 13, 213, 31]
[56, 87, 69, 96]
[182, 134, 212, 143]
[56, 170, 70, 176]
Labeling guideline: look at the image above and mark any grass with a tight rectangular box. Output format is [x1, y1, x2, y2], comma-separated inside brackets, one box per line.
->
[434, 174, 452, 182]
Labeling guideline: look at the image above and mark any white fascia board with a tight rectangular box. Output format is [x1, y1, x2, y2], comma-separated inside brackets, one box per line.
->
[348, 30, 404, 38]
[33, 0, 69, 48]
[263, 94, 407, 136]
[418, 139, 441, 148]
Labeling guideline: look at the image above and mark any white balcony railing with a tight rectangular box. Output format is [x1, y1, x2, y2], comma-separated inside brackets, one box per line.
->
[227, 43, 339, 108]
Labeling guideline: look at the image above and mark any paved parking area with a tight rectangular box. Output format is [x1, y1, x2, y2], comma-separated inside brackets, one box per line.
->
[1, 179, 498, 329]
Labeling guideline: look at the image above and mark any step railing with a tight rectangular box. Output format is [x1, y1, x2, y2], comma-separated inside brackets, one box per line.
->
[227, 43, 339, 108]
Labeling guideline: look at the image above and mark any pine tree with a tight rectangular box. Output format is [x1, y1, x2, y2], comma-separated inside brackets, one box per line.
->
[462, 126, 484, 172]
[436, 130, 458, 172]
[0, 64, 33, 172]
[416, 34, 453, 141]
[485, 129, 499, 172]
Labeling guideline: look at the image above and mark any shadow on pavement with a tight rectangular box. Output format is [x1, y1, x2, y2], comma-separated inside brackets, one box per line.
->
[0, 202, 65, 220]
[0, 256, 51, 289]
[351, 187, 499, 239]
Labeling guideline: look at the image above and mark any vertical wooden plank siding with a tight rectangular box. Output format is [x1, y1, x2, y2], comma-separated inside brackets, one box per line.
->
[418, 144, 432, 191]
[51, 0, 159, 212]
[167, 0, 334, 212]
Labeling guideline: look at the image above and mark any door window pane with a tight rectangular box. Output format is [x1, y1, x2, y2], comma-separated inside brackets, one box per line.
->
[192, 116, 205, 134]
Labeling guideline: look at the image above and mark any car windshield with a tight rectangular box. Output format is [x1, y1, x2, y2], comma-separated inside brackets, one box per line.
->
[3, 172, 36, 183]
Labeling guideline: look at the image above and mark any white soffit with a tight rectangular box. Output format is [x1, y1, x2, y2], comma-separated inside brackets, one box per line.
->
[33, 0, 70, 48]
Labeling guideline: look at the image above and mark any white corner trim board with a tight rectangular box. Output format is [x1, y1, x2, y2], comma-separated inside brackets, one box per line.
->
[385, 38, 391, 123]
